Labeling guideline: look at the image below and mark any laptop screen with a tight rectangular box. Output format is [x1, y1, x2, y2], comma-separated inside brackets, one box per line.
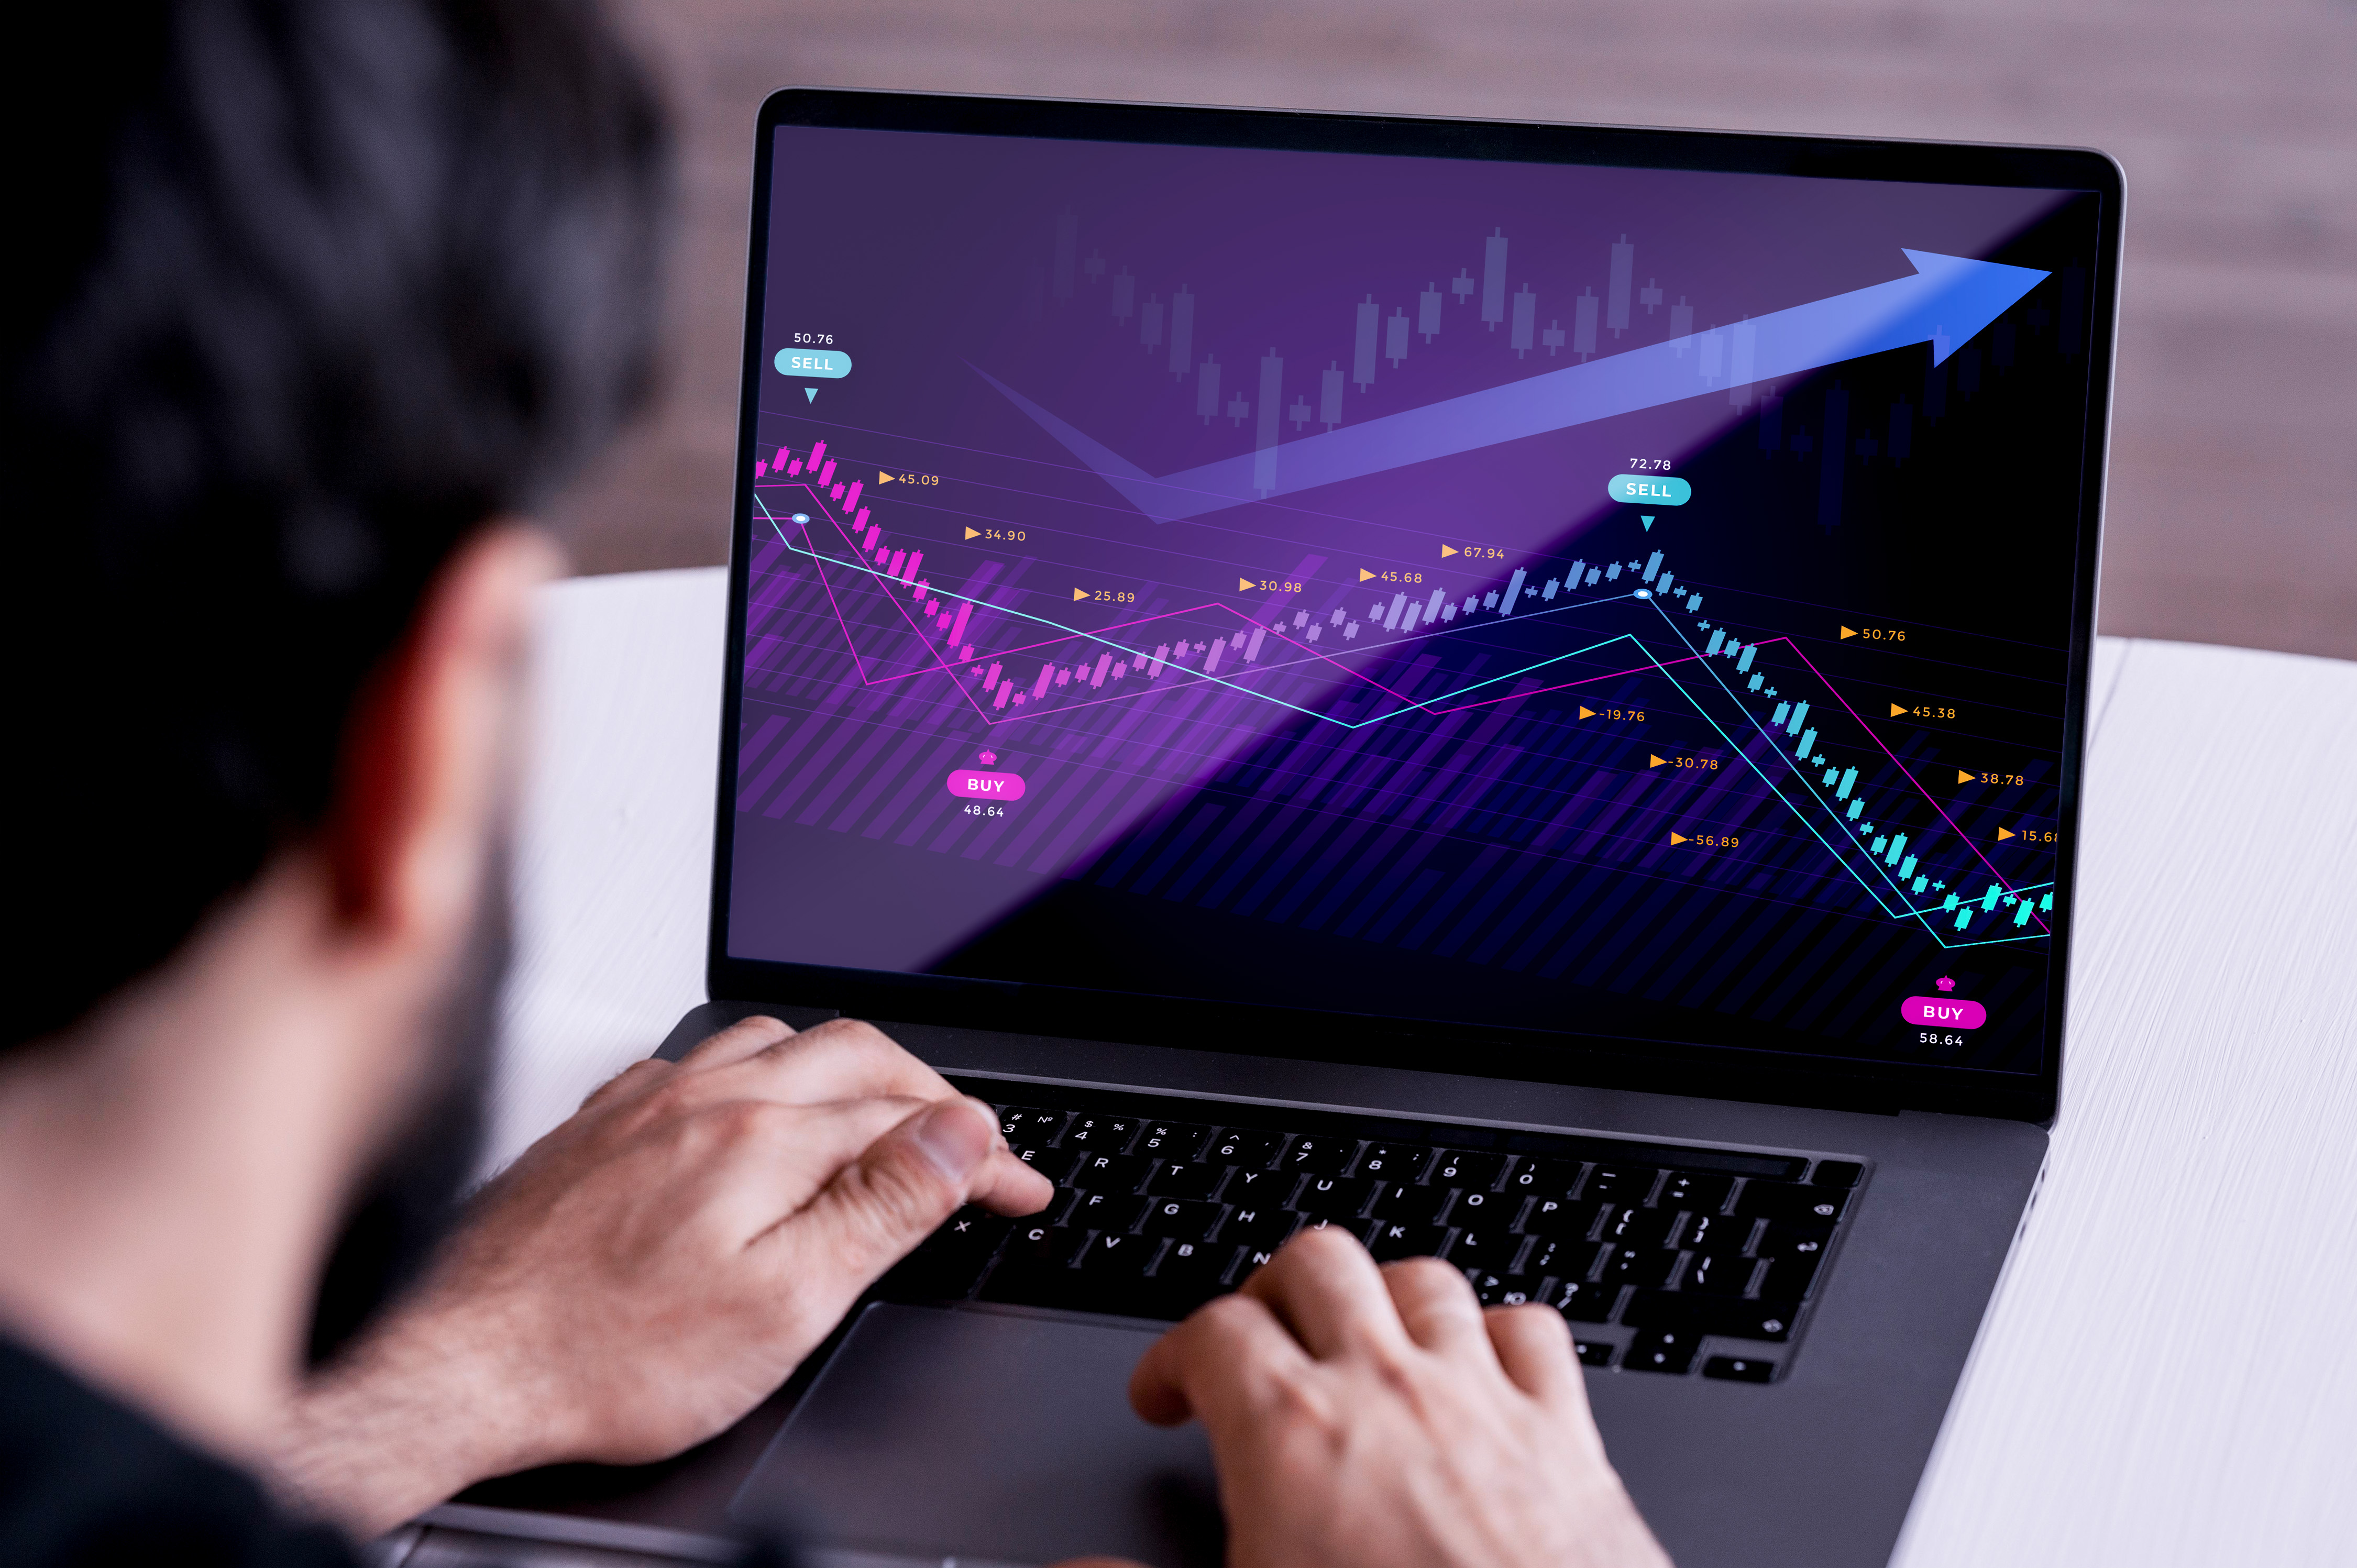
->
[722, 101, 2108, 1090]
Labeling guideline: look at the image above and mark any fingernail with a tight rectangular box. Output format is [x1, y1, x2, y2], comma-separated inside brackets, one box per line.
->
[912, 1097, 993, 1183]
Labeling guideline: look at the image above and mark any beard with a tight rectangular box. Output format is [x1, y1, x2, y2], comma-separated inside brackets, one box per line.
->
[303, 847, 511, 1367]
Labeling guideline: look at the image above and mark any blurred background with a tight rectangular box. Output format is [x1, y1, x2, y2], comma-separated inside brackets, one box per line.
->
[563, 0, 2356, 661]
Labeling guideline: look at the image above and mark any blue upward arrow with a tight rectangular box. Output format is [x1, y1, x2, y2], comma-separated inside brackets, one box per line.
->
[982, 249, 2046, 522]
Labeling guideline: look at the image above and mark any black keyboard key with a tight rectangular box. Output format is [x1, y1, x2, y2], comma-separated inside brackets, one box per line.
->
[1736, 1180, 1848, 1222]
[923, 1207, 1014, 1256]
[1070, 1152, 1153, 1194]
[1356, 1144, 1432, 1182]
[1760, 1252, 1823, 1299]
[1067, 1231, 1161, 1316]
[1005, 1222, 1089, 1266]
[1581, 1164, 1661, 1204]
[1754, 1218, 1836, 1258]
[1625, 1329, 1699, 1374]
[1368, 1181, 1452, 1225]
[883, 1209, 1010, 1300]
[1811, 1160, 1865, 1189]
[1140, 1197, 1225, 1241]
[1284, 1135, 1360, 1175]
[1470, 1271, 1544, 1307]
[1522, 1198, 1603, 1240]
[1296, 1175, 1379, 1219]
[1659, 1171, 1735, 1212]
[1543, 1276, 1621, 1322]
[1601, 1245, 1680, 1289]
[1222, 1205, 1299, 1249]
[1576, 1339, 1615, 1367]
[997, 1107, 1067, 1143]
[1136, 1122, 1211, 1162]
[1369, 1221, 1448, 1261]
[1016, 1145, 1083, 1184]
[1442, 1230, 1519, 1270]
[1222, 1168, 1298, 1208]
[1070, 1191, 1148, 1231]
[1606, 1205, 1679, 1251]
[1703, 1355, 1777, 1383]
[1064, 1116, 1141, 1154]
[1623, 1291, 1801, 1342]
[1078, 1229, 1158, 1274]
[1523, 1235, 1606, 1283]
[1143, 1241, 1237, 1318]
[1297, 1216, 1378, 1247]
[1680, 1212, 1750, 1255]
[1683, 1250, 1754, 1296]
[1507, 1157, 1582, 1200]
[1431, 1150, 1509, 1191]
[976, 1256, 1077, 1307]
[1144, 1161, 1225, 1200]
[1210, 1128, 1286, 1168]
[1446, 1187, 1511, 1228]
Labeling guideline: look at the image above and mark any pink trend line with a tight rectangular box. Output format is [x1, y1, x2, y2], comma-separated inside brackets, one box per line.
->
[1766, 635, 2050, 931]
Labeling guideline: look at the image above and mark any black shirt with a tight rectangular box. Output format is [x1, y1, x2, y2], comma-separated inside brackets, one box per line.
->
[0, 1334, 357, 1567]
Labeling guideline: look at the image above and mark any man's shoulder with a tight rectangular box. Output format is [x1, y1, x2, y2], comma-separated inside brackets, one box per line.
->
[0, 1334, 357, 1567]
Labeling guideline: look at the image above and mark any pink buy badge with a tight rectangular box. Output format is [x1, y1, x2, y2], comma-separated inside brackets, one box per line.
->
[1902, 995, 1986, 1029]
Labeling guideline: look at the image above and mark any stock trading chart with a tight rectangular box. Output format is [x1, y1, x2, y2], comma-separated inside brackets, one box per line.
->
[726, 126, 2100, 1075]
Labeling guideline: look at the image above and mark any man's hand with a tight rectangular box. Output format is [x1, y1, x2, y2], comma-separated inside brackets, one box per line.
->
[1119, 1226, 1675, 1568]
[273, 1015, 1051, 1534]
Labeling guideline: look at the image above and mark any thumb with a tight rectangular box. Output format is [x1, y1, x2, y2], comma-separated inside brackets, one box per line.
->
[791, 1095, 997, 1282]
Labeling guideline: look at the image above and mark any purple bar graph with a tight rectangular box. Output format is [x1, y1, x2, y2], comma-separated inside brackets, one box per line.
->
[807, 439, 826, 471]
[887, 549, 906, 578]
[902, 550, 923, 582]
[949, 601, 972, 645]
[843, 479, 863, 514]
[820, 460, 836, 487]
[1031, 665, 1053, 700]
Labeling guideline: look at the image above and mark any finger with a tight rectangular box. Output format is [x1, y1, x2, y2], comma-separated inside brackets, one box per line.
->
[1130, 1291, 1313, 1431]
[578, 1057, 669, 1112]
[1381, 1256, 1490, 1360]
[724, 1017, 959, 1107]
[1240, 1224, 1406, 1360]
[676, 1013, 797, 1070]
[966, 1146, 1056, 1216]
[766, 1095, 1003, 1294]
[698, 1094, 940, 1237]
[1485, 1302, 1584, 1409]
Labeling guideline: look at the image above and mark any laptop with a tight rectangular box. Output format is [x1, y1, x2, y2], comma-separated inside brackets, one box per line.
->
[434, 89, 2119, 1568]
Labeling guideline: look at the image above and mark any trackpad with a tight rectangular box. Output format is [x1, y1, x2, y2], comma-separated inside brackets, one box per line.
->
[733, 1304, 1222, 1567]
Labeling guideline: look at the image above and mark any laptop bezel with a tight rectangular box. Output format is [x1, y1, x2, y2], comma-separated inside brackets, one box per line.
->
[708, 87, 2121, 1126]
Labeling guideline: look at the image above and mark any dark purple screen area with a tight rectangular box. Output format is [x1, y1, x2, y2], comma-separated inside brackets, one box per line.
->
[726, 125, 2099, 1076]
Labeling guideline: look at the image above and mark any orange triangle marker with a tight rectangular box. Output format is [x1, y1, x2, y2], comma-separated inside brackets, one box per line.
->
[1998, 826, 2017, 841]
[878, 470, 895, 483]
[1359, 568, 1376, 582]
[1840, 625, 1857, 639]
[1441, 545, 1459, 557]
[1073, 587, 1089, 602]
[1238, 578, 1255, 592]
[1579, 706, 1595, 720]
[964, 527, 980, 540]
[1957, 769, 1974, 784]
[1649, 755, 1669, 768]
[1669, 832, 1689, 845]
[1890, 702, 1908, 717]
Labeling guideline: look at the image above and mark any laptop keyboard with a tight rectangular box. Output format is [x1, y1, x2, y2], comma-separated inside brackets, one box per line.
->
[874, 1077, 1864, 1383]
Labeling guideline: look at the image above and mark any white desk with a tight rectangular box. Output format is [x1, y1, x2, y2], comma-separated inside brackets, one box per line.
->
[493, 566, 2357, 1568]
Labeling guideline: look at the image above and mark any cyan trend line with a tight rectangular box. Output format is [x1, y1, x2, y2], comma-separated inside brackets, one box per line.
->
[981, 248, 2047, 521]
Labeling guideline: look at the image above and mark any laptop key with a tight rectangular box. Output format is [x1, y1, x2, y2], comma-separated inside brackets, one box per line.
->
[1523, 1235, 1606, 1282]
[1070, 1191, 1149, 1231]
[1625, 1329, 1700, 1375]
[1143, 1241, 1237, 1317]
[1015, 1145, 1083, 1185]
[1810, 1160, 1865, 1189]
[1136, 1122, 1212, 1162]
[1470, 1271, 1543, 1306]
[1522, 1198, 1604, 1240]
[1139, 1198, 1224, 1241]
[1601, 1245, 1680, 1288]
[1606, 1205, 1679, 1251]
[1071, 1152, 1153, 1193]
[1736, 1180, 1848, 1222]
[1703, 1355, 1777, 1383]
[997, 1107, 1067, 1143]
[1760, 1252, 1824, 1299]
[1543, 1276, 1621, 1322]
[1581, 1164, 1662, 1204]
[1222, 1169, 1298, 1208]
[1296, 1175, 1379, 1219]
[1144, 1161, 1225, 1200]
[1356, 1144, 1433, 1182]
[1368, 1221, 1449, 1261]
[1297, 1215, 1378, 1247]
[1680, 1212, 1750, 1255]
[1443, 1230, 1518, 1270]
[1660, 1171, 1735, 1212]
[1683, 1250, 1755, 1296]
[1753, 1218, 1836, 1258]
[1431, 1150, 1510, 1191]
[1507, 1157, 1582, 1200]
[1284, 1135, 1359, 1175]
[1447, 1187, 1511, 1228]
[1622, 1291, 1801, 1341]
[1368, 1181, 1452, 1225]
[1210, 1128, 1287, 1168]
[1576, 1339, 1616, 1368]
[1064, 1116, 1141, 1154]
[1222, 1205, 1300, 1249]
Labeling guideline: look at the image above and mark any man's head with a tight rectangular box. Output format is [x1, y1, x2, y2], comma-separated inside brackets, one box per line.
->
[3, 0, 667, 1352]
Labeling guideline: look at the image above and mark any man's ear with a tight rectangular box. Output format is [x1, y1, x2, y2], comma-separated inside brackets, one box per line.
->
[326, 526, 564, 948]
